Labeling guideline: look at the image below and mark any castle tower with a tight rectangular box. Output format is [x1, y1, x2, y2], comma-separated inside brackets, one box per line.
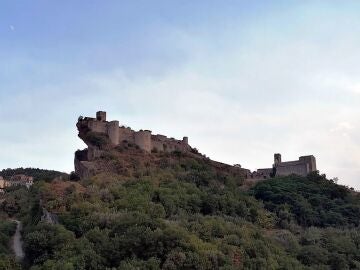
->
[299, 155, 317, 173]
[183, 136, 189, 145]
[134, 130, 152, 152]
[96, 111, 106, 122]
[274, 153, 282, 166]
[107, 121, 119, 145]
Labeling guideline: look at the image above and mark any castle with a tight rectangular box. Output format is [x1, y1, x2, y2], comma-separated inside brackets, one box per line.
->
[247, 153, 317, 180]
[77, 111, 191, 154]
[75, 111, 318, 180]
[75, 111, 193, 178]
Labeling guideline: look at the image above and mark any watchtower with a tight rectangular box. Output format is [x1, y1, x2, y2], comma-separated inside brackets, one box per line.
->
[96, 111, 106, 122]
[299, 155, 317, 173]
[108, 121, 119, 145]
[274, 153, 282, 165]
[134, 130, 152, 152]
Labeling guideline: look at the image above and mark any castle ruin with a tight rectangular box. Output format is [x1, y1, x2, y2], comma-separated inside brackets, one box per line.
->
[75, 111, 193, 178]
[74, 111, 318, 180]
[247, 153, 317, 180]
[77, 111, 191, 154]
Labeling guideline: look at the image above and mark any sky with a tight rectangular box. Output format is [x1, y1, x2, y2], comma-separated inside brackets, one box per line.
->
[1, 1, 360, 189]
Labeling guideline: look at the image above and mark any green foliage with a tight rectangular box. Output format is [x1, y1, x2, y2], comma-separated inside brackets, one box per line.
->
[252, 172, 360, 228]
[25, 223, 72, 263]
[19, 155, 282, 269]
[0, 221, 21, 270]
[84, 132, 110, 148]
[0, 220, 17, 254]
[1, 183, 41, 221]
[296, 227, 360, 269]
[0, 254, 21, 270]
[2, 154, 360, 269]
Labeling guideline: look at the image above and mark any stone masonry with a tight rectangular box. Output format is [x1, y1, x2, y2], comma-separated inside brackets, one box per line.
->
[74, 111, 193, 178]
[247, 153, 317, 180]
[77, 111, 191, 154]
[74, 111, 318, 181]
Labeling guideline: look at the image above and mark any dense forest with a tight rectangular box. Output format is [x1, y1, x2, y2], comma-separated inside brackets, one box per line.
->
[0, 152, 359, 269]
[0, 220, 19, 269]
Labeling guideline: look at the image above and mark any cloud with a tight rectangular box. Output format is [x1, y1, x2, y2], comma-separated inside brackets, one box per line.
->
[77, 17, 360, 189]
[0, 1, 360, 190]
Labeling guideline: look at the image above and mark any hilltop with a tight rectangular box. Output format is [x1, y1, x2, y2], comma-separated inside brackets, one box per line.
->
[3, 152, 358, 269]
[73, 111, 319, 183]
[0, 113, 359, 269]
[74, 111, 249, 182]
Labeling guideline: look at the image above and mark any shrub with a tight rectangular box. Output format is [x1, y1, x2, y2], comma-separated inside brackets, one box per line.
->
[84, 132, 110, 148]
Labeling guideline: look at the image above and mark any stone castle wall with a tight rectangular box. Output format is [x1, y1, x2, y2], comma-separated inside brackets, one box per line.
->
[151, 134, 189, 152]
[134, 130, 152, 152]
[275, 155, 317, 177]
[88, 119, 107, 133]
[247, 153, 317, 180]
[77, 111, 191, 154]
[108, 121, 120, 145]
[276, 161, 308, 176]
[75, 112, 319, 181]
[119, 126, 134, 142]
[299, 155, 316, 172]
[256, 168, 273, 178]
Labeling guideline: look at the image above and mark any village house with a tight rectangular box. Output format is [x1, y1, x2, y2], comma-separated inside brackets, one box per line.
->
[0, 176, 6, 193]
[0, 175, 34, 191]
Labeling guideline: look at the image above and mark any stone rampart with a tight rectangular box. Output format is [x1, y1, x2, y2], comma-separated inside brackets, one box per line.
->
[108, 121, 120, 145]
[77, 111, 191, 154]
[88, 119, 107, 133]
[134, 130, 152, 152]
[276, 163, 308, 176]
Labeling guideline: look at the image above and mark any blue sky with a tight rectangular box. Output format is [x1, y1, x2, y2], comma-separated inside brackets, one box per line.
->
[1, 1, 360, 189]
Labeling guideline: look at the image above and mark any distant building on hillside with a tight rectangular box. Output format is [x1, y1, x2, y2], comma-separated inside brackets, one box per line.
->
[247, 153, 317, 180]
[9, 174, 34, 189]
[0, 175, 34, 191]
[0, 177, 6, 193]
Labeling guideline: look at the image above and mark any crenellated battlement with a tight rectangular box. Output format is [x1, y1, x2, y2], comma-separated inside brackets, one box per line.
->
[77, 111, 191, 153]
[74, 111, 195, 179]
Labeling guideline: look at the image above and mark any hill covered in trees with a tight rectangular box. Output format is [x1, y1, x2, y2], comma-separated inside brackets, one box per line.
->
[0, 168, 69, 182]
[0, 220, 19, 269]
[0, 150, 359, 269]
